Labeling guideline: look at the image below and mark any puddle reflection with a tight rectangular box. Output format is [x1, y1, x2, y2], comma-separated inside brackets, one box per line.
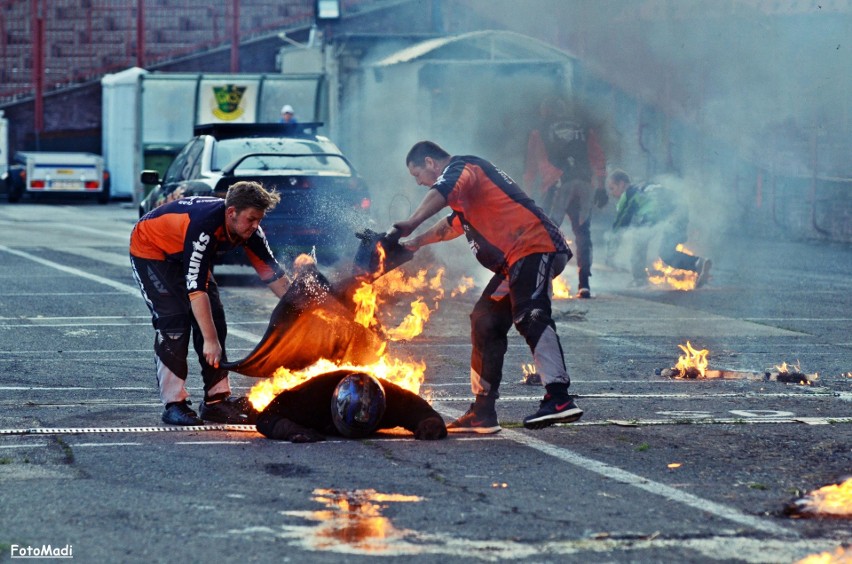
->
[282, 488, 422, 554]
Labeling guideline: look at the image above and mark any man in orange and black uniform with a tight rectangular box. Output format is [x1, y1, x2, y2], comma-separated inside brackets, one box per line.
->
[130, 181, 290, 426]
[389, 141, 584, 433]
[523, 97, 608, 298]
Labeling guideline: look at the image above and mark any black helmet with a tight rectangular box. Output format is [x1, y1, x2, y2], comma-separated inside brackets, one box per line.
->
[330, 372, 386, 438]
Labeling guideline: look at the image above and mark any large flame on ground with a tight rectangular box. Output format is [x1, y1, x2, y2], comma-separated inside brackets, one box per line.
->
[248, 356, 426, 412]
[793, 477, 852, 518]
[673, 341, 709, 378]
[647, 244, 699, 291]
[796, 546, 850, 564]
[247, 248, 479, 412]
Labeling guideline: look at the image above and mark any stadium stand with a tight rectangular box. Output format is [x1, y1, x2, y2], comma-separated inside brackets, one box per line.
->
[0, 0, 368, 103]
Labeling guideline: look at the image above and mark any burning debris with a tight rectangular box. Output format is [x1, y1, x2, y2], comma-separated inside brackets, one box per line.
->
[657, 344, 818, 385]
[657, 341, 710, 379]
[646, 244, 699, 291]
[785, 477, 852, 519]
[520, 363, 542, 386]
[770, 361, 818, 386]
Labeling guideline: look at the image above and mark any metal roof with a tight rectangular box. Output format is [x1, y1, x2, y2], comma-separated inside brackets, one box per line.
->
[368, 30, 575, 67]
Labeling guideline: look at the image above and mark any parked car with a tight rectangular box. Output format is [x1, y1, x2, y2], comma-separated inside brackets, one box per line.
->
[7, 151, 111, 204]
[139, 123, 373, 265]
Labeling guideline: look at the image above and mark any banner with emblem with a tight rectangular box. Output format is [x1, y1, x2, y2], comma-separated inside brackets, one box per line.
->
[197, 79, 260, 124]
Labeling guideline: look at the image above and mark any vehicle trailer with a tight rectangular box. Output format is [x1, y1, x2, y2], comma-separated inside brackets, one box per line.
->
[6, 151, 110, 204]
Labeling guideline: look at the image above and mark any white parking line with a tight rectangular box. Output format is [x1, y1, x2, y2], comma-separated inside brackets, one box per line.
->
[74, 442, 144, 447]
[435, 404, 794, 537]
[0, 244, 266, 344]
[175, 441, 252, 445]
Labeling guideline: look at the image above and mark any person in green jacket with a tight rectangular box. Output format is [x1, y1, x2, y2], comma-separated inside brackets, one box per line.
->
[607, 169, 712, 287]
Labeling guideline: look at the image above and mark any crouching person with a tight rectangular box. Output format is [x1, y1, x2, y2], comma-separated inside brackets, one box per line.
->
[256, 371, 447, 442]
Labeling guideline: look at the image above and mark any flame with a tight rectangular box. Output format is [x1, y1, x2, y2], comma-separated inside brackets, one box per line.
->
[451, 276, 475, 297]
[647, 245, 699, 290]
[353, 281, 380, 329]
[773, 360, 819, 385]
[354, 267, 447, 339]
[552, 275, 573, 299]
[522, 363, 537, 376]
[385, 298, 432, 341]
[250, 259, 480, 412]
[795, 477, 852, 518]
[796, 546, 850, 564]
[248, 355, 426, 412]
[674, 341, 709, 378]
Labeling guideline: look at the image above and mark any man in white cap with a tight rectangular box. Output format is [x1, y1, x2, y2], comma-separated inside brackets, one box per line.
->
[279, 104, 298, 124]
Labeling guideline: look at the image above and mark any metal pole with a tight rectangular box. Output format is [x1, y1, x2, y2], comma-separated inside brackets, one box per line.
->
[137, 0, 145, 68]
[32, 0, 44, 143]
[230, 0, 240, 72]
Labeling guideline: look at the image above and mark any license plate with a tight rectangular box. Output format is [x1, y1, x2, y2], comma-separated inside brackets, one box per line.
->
[48, 181, 84, 190]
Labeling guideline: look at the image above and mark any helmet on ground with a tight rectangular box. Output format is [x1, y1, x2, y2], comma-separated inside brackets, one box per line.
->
[330, 372, 386, 438]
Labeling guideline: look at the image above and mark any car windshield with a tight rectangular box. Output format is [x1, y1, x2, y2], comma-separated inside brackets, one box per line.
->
[212, 138, 352, 175]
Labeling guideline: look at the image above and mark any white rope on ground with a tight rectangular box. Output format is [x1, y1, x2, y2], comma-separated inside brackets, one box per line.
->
[0, 424, 258, 435]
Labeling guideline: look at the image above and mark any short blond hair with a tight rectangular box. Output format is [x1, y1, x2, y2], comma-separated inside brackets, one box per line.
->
[225, 180, 280, 212]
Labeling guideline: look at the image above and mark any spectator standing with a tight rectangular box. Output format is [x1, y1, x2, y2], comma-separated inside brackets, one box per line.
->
[279, 104, 298, 124]
[523, 97, 608, 298]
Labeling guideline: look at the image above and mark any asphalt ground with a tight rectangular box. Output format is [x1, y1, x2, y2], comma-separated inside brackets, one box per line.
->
[0, 201, 849, 564]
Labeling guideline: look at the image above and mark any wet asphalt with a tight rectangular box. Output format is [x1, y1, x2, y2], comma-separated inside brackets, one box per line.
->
[0, 201, 849, 563]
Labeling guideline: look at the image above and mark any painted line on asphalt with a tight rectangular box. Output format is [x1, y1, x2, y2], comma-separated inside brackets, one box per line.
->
[432, 392, 834, 400]
[436, 403, 795, 537]
[73, 442, 144, 447]
[0, 244, 266, 344]
[175, 440, 252, 445]
[0, 244, 140, 296]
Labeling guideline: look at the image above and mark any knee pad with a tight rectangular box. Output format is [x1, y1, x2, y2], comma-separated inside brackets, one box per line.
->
[515, 308, 554, 340]
[154, 328, 190, 380]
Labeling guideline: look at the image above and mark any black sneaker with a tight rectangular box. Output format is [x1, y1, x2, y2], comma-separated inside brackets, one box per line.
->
[162, 400, 203, 426]
[576, 287, 591, 299]
[447, 403, 501, 434]
[523, 394, 583, 429]
[199, 396, 256, 424]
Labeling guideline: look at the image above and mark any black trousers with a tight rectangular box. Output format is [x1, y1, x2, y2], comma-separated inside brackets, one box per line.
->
[130, 255, 229, 404]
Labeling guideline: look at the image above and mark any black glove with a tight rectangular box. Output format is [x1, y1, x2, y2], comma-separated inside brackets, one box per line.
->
[414, 417, 447, 440]
[593, 187, 609, 208]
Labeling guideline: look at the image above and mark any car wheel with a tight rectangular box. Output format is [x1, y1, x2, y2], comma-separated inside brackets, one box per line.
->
[97, 184, 110, 205]
[7, 179, 21, 203]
